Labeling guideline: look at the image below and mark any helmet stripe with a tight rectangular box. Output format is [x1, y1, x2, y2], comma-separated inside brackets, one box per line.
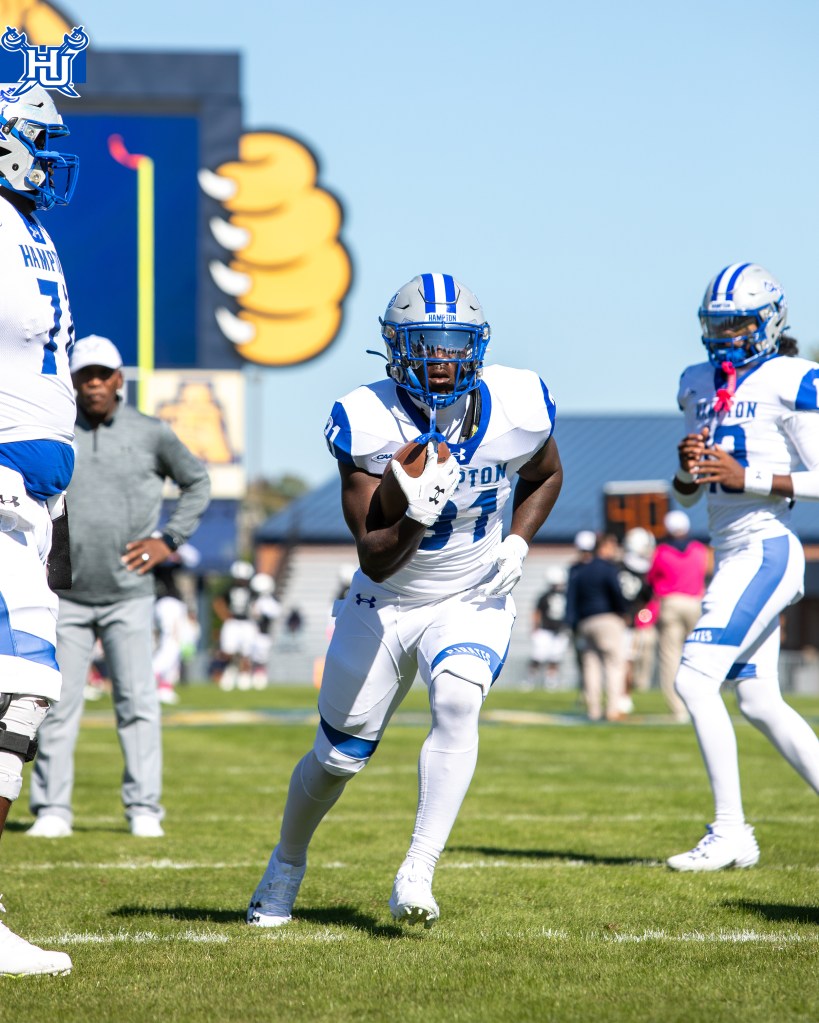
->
[421, 272, 436, 313]
[724, 262, 752, 301]
[442, 273, 457, 312]
[710, 265, 730, 302]
[420, 272, 458, 314]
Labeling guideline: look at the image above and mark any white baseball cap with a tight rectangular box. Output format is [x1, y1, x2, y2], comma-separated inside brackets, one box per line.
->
[664, 510, 691, 537]
[574, 530, 596, 552]
[70, 335, 123, 375]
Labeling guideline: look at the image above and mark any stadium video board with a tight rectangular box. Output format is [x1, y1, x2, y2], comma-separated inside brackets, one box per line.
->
[42, 45, 351, 373]
[47, 49, 243, 370]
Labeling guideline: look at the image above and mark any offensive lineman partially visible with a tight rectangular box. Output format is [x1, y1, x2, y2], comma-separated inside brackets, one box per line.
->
[668, 263, 819, 871]
[247, 273, 563, 928]
[0, 86, 78, 974]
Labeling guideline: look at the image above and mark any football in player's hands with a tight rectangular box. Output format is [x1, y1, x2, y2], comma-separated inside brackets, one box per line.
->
[378, 439, 452, 525]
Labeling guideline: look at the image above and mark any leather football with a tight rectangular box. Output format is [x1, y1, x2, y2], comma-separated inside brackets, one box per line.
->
[377, 439, 451, 525]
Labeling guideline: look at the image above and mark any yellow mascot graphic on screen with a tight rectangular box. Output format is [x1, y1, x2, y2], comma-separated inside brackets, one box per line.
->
[200, 132, 352, 367]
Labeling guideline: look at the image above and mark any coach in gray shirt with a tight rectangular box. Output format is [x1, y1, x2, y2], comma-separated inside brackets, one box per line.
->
[28, 335, 211, 839]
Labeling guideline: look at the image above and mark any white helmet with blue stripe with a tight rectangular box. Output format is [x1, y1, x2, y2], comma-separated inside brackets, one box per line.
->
[0, 84, 79, 210]
[699, 263, 787, 369]
[379, 273, 490, 409]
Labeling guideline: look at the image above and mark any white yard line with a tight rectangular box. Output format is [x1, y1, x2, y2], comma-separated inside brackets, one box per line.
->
[40, 926, 818, 946]
[609, 929, 817, 944]
[11, 856, 818, 874]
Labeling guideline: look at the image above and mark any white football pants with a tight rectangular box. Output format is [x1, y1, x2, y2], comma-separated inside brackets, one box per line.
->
[675, 532, 819, 825]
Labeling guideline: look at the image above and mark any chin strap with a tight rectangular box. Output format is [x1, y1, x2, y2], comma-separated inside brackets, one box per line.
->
[713, 361, 737, 413]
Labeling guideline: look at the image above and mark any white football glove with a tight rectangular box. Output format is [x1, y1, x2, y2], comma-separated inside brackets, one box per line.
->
[481, 534, 529, 596]
[390, 441, 460, 527]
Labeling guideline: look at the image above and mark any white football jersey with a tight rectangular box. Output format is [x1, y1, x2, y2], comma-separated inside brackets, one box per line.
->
[226, 582, 253, 619]
[324, 365, 556, 599]
[678, 355, 819, 547]
[0, 192, 75, 493]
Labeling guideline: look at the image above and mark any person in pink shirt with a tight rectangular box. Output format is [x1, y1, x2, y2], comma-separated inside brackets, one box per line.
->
[647, 511, 710, 721]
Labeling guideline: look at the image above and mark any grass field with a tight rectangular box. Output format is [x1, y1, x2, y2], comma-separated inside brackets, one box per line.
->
[3, 683, 818, 1022]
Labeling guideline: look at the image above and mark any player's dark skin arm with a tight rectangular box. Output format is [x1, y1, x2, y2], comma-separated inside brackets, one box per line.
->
[675, 425, 795, 497]
[339, 462, 429, 583]
[508, 436, 564, 542]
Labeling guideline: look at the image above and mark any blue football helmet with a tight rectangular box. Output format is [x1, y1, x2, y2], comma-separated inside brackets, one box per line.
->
[379, 273, 490, 410]
[0, 85, 78, 210]
[699, 263, 787, 369]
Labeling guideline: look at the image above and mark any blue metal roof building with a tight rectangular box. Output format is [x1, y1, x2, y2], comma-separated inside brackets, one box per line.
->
[255, 414, 819, 546]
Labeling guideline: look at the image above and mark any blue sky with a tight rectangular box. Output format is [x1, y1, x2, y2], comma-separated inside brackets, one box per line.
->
[65, 1, 819, 484]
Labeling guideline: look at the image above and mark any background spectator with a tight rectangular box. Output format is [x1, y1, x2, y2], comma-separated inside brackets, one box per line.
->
[28, 335, 210, 840]
[213, 560, 256, 692]
[526, 565, 569, 690]
[249, 573, 281, 687]
[647, 510, 709, 722]
[566, 532, 629, 721]
[619, 527, 659, 710]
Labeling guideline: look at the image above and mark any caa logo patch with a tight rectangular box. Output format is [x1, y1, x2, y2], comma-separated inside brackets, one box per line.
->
[371, 452, 393, 463]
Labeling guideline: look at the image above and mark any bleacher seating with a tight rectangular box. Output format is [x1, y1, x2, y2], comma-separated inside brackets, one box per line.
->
[266, 544, 578, 690]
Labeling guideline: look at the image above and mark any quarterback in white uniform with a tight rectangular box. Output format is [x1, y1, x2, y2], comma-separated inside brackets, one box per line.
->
[0, 85, 78, 975]
[247, 273, 563, 928]
[668, 263, 819, 871]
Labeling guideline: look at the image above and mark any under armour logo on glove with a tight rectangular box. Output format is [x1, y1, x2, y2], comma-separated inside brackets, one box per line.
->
[0, 495, 20, 507]
[390, 441, 460, 527]
[355, 594, 377, 608]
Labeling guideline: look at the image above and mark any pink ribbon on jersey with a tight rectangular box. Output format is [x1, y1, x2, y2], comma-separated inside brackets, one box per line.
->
[713, 361, 737, 413]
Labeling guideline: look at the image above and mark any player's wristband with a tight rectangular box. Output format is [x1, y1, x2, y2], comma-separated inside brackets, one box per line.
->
[744, 468, 773, 496]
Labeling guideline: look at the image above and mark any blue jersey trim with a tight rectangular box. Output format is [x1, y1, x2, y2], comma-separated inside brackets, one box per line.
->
[716, 353, 779, 396]
[540, 378, 556, 432]
[447, 381, 492, 464]
[726, 662, 756, 681]
[325, 401, 355, 465]
[396, 386, 433, 434]
[795, 367, 819, 411]
[430, 641, 504, 679]
[0, 440, 74, 499]
[320, 717, 379, 760]
[0, 592, 59, 670]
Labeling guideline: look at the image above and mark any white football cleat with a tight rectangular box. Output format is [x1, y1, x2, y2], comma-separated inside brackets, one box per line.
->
[27, 815, 72, 839]
[247, 846, 306, 927]
[130, 815, 165, 838]
[667, 823, 760, 872]
[389, 858, 439, 928]
[0, 901, 71, 976]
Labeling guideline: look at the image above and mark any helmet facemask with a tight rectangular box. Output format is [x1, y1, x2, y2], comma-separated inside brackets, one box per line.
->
[380, 320, 490, 410]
